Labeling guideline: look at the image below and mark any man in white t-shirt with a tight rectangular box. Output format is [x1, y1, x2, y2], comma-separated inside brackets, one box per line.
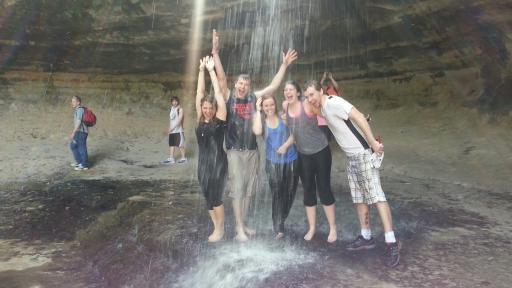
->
[304, 80, 401, 268]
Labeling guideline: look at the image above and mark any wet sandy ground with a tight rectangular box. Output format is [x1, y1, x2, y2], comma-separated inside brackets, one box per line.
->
[1, 167, 511, 288]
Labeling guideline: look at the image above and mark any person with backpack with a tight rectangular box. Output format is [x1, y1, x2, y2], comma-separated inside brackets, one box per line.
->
[69, 95, 89, 171]
[303, 80, 401, 268]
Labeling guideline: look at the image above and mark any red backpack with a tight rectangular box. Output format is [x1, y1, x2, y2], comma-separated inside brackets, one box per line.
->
[82, 107, 97, 127]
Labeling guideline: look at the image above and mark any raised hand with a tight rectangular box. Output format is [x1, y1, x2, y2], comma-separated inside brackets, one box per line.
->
[205, 56, 215, 71]
[199, 57, 206, 71]
[212, 29, 220, 54]
[282, 49, 298, 66]
[255, 97, 262, 112]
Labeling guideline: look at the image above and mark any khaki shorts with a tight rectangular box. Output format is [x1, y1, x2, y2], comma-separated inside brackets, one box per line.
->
[346, 150, 386, 204]
[226, 149, 259, 199]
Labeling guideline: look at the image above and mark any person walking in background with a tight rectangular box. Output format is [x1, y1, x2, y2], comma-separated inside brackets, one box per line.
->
[195, 56, 228, 242]
[304, 80, 401, 268]
[253, 95, 299, 240]
[163, 96, 187, 164]
[282, 80, 337, 243]
[211, 29, 298, 241]
[69, 95, 89, 171]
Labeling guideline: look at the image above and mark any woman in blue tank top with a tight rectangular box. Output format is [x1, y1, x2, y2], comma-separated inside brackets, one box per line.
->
[253, 95, 299, 239]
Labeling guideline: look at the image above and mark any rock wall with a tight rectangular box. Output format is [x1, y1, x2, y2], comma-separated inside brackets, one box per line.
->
[0, 0, 511, 191]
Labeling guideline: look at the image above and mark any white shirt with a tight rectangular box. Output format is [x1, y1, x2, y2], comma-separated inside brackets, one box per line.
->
[169, 106, 183, 134]
[321, 96, 367, 156]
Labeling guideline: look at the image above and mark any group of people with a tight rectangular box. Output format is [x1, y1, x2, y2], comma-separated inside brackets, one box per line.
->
[68, 29, 401, 267]
[193, 30, 401, 267]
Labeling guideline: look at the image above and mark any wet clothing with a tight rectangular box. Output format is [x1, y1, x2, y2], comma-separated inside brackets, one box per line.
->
[299, 146, 333, 206]
[287, 101, 334, 206]
[225, 92, 258, 150]
[266, 159, 299, 233]
[320, 95, 387, 204]
[225, 91, 259, 199]
[196, 118, 227, 210]
[262, 118, 299, 233]
[70, 106, 88, 167]
[226, 150, 259, 199]
[263, 119, 297, 164]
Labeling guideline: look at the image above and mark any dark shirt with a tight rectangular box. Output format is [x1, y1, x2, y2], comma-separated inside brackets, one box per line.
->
[225, 92, 258, 150]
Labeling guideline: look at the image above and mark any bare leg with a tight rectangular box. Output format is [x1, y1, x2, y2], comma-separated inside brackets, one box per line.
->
[356, 203, 371, 230]
[208, 210, 217, 242]
[169, 146, 175, 159]
[304, 206, 316, 241]
[179, 147, 186, 159]
[375, 201, 393, 233]
[208, 205, 225, 242]
[323, 203, 337, 243]
[233, 198, 248, 242]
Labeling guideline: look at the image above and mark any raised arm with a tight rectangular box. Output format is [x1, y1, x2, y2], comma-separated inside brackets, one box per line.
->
[211, 29, 229, 101]
[348, 107, 383, 155]
[252, 97, 263, 136]
[205, 56, 226, 121]
[328, 72, 341, 94]
[255, 49, 298, 98]
[196, 57, 206, 122]
[320, 71, 327, 85]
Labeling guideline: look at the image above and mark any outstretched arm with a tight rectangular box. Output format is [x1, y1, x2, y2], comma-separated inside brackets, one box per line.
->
[255, 49, 298, 98]
[348, 107, 383, 154]
[205, 56, 226, 121]
[252, 97, 263, 136]
[196, 57, 207, 122]
[211, 29, 229, 101]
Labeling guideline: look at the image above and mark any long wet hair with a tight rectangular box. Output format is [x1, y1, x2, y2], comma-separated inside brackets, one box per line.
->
[199, 95, 218, 123]
[284, 80, 303, 101]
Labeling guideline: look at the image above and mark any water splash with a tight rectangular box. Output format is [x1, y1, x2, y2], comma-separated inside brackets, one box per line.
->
[173, 240, 316, 288]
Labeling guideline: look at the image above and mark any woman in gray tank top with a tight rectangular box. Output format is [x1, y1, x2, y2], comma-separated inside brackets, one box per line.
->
[283, 80, 337, 243]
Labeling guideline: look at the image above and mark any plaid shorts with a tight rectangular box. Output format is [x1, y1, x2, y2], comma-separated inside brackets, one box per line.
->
[346, 150, 386, 204]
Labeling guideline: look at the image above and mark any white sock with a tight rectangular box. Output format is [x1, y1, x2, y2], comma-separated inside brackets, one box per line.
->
[361, 228, 372, 240]
[384, 231, 396, 243]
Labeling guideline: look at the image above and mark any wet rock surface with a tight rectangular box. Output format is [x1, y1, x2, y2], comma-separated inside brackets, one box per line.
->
[0, 173, 510, 288]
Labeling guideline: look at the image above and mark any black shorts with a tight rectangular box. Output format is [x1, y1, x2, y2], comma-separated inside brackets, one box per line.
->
[168, 132, 185, 147]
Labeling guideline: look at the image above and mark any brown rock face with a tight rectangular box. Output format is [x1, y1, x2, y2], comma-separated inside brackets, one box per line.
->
[0, 0, 511, 192]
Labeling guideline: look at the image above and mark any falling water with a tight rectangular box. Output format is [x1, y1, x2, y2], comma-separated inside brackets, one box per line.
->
[220, 0, 320, 81]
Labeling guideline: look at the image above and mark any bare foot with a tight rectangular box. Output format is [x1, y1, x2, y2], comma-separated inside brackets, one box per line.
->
[327, 229, 337, 243]
[234, 232, 249, 242]
[208, 229, 224, 243]
[275, 232, 285, 240]
[304, 229, 315, 241]
[244, 226, 256, 236]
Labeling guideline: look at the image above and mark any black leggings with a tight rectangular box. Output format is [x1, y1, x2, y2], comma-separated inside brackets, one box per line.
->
[299, 146, 334, 206]
[265, 159, 299, 233]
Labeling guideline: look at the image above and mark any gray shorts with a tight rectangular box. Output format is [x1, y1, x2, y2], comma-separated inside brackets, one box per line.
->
[226, 149, 259, 199]
[346, 150, 387, 204]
